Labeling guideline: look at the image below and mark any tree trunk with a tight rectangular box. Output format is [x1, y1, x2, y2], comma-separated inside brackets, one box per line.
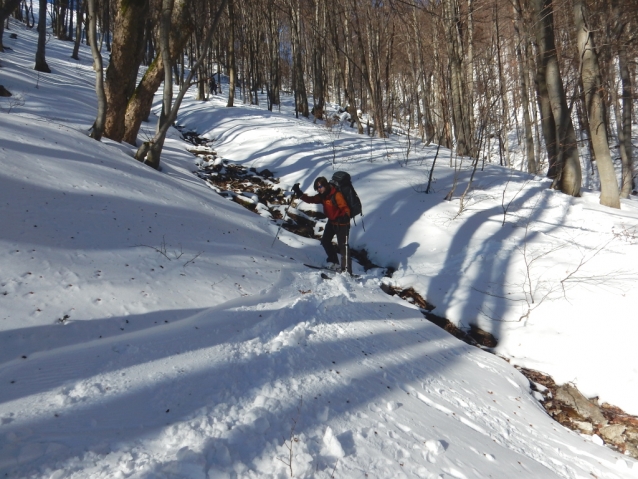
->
[122, 0, 192, 145]
[266, 0, 280, 110]
[158, 0, 174, 130]
[533, 21, 558, 177]
[68, 0, 74, 41]
[102, 0, 110, 52]
[333, 7, 363, 134]
[56, 0, 68, 39]
[226, 0, 235, 107]
[443, 0, 471, 156]
[0, 0, 22, 26]
[495, 4, 511, 167]
[0, 0, 21, 50]
[34, 0, 51, 72]
[311, 0, 325, 120]
[123, 55, 161, 145]
[103, 0, 149, 142]
[136, 0, 228, 169]
[513, 0, 537, 173]
[0, 15, 5, 53]
[87, 0, 106, 140]
[466, 0, 475, 155]
[290, 0, 308, 117]
[612, 0, 634, 197]
[533, 0, 581, 196]
[349, 0, 385, 138]
[71, 0, 85, 60]
[574, 1, 619, 208]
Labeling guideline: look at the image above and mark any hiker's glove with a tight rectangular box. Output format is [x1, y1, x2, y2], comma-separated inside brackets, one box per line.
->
[337, 215, 349, 224]
[292, 183, 303, 197]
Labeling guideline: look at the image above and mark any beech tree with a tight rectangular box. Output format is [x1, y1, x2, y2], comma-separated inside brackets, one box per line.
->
[532, 0, 581, 197]
[103, 0, 150, 142]
[609, 0, 635, 198]
[0, 0, 22, 51]
[87, 0, 106, 140]
[74, 0, 635, 204]
[574, 0, 620, 208]
[225, 0, 236, 107]
[442, 0, 472, 156]
[122, 0, 194, 145]
[135, 0, 228, 168]
[34, 0, 51, 72]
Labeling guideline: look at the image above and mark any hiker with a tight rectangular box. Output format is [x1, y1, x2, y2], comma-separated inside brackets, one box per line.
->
[293, 177, 352, 274]
[209, 76, 217, 95]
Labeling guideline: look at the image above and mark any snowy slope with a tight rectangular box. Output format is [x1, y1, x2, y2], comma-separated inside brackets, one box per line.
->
[181, 97, 638, 416]
[1, 18, 638, 479]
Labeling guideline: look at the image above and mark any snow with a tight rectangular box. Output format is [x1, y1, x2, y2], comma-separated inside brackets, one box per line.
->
[1, 17, 638, 479]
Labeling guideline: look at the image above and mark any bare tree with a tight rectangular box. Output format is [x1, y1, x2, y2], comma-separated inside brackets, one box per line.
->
[442, 0, 472, 156]
[34, 0, 51, 72]
[532, 0, 581, 197]
[610, 0, 635, 198]
[0, 0, 22, 51]
[87, 0, 106, 140]
[574, 0, 620, 208]
[512, 0, 537, 173]
[226, 0, 236, 107]
[71, 0, 86, 61]
[103, 0, 150, 142]
[135, 0, 228, 169]
[122, 0, 195, 145]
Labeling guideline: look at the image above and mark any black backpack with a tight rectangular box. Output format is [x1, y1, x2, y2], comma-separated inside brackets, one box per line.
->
[330, 171, 362, 218]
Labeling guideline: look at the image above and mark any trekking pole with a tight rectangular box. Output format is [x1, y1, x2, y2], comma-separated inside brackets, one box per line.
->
[345, 233, 350, 275]
[271, 194, 295, 247]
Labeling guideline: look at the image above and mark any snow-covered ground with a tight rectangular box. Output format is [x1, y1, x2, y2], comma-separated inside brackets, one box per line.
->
[1, 18, 637, 479]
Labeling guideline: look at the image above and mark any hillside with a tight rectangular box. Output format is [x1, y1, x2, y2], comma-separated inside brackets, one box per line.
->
[1, 19, 638, 479]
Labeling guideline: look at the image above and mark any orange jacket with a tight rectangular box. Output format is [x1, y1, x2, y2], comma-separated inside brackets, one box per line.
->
[301, 185, 350, 225]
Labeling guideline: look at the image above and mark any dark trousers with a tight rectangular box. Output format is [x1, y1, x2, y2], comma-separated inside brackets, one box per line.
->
[321, 222, 352, 273]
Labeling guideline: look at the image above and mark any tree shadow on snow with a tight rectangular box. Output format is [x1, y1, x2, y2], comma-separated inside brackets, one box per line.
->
[0, 290, 479, 477]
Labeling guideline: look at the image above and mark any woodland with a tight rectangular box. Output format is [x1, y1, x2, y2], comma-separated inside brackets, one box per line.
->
[0, 0, 636, 207]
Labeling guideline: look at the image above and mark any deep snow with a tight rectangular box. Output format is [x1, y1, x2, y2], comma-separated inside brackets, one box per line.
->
[1, 17, 637, 479]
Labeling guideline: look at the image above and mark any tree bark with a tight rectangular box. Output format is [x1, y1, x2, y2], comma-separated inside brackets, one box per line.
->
[495, 4, 511, 167]
[574, 1, 619, 208]
[157, 0, 175, 134]
[226, 0, 236, 107]
[0, 0, 22, 25]
[311, 0, 325, 120]
[0, 13, 5, 53]
[34, 0, 51, 72]
[103, 0, 149, 142]
[122, 0, 192, 145]
[136, 0, 228, 169]
[266, 0, 281, 110]
[612, 0, 634, 197]
[290, 0, 308, 117]
[87, 0, 106, 140]
[443, 0, 472, 156]
[71, 0, 85, 60]
[533, 0, 581, 196]
[512, 0, 537, 173]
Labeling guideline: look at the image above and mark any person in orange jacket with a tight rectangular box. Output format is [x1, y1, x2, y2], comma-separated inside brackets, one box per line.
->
[293, 177, 352, 274]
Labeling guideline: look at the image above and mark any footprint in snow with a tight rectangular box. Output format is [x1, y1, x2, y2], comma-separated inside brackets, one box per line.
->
[424, 439, 446, 464]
